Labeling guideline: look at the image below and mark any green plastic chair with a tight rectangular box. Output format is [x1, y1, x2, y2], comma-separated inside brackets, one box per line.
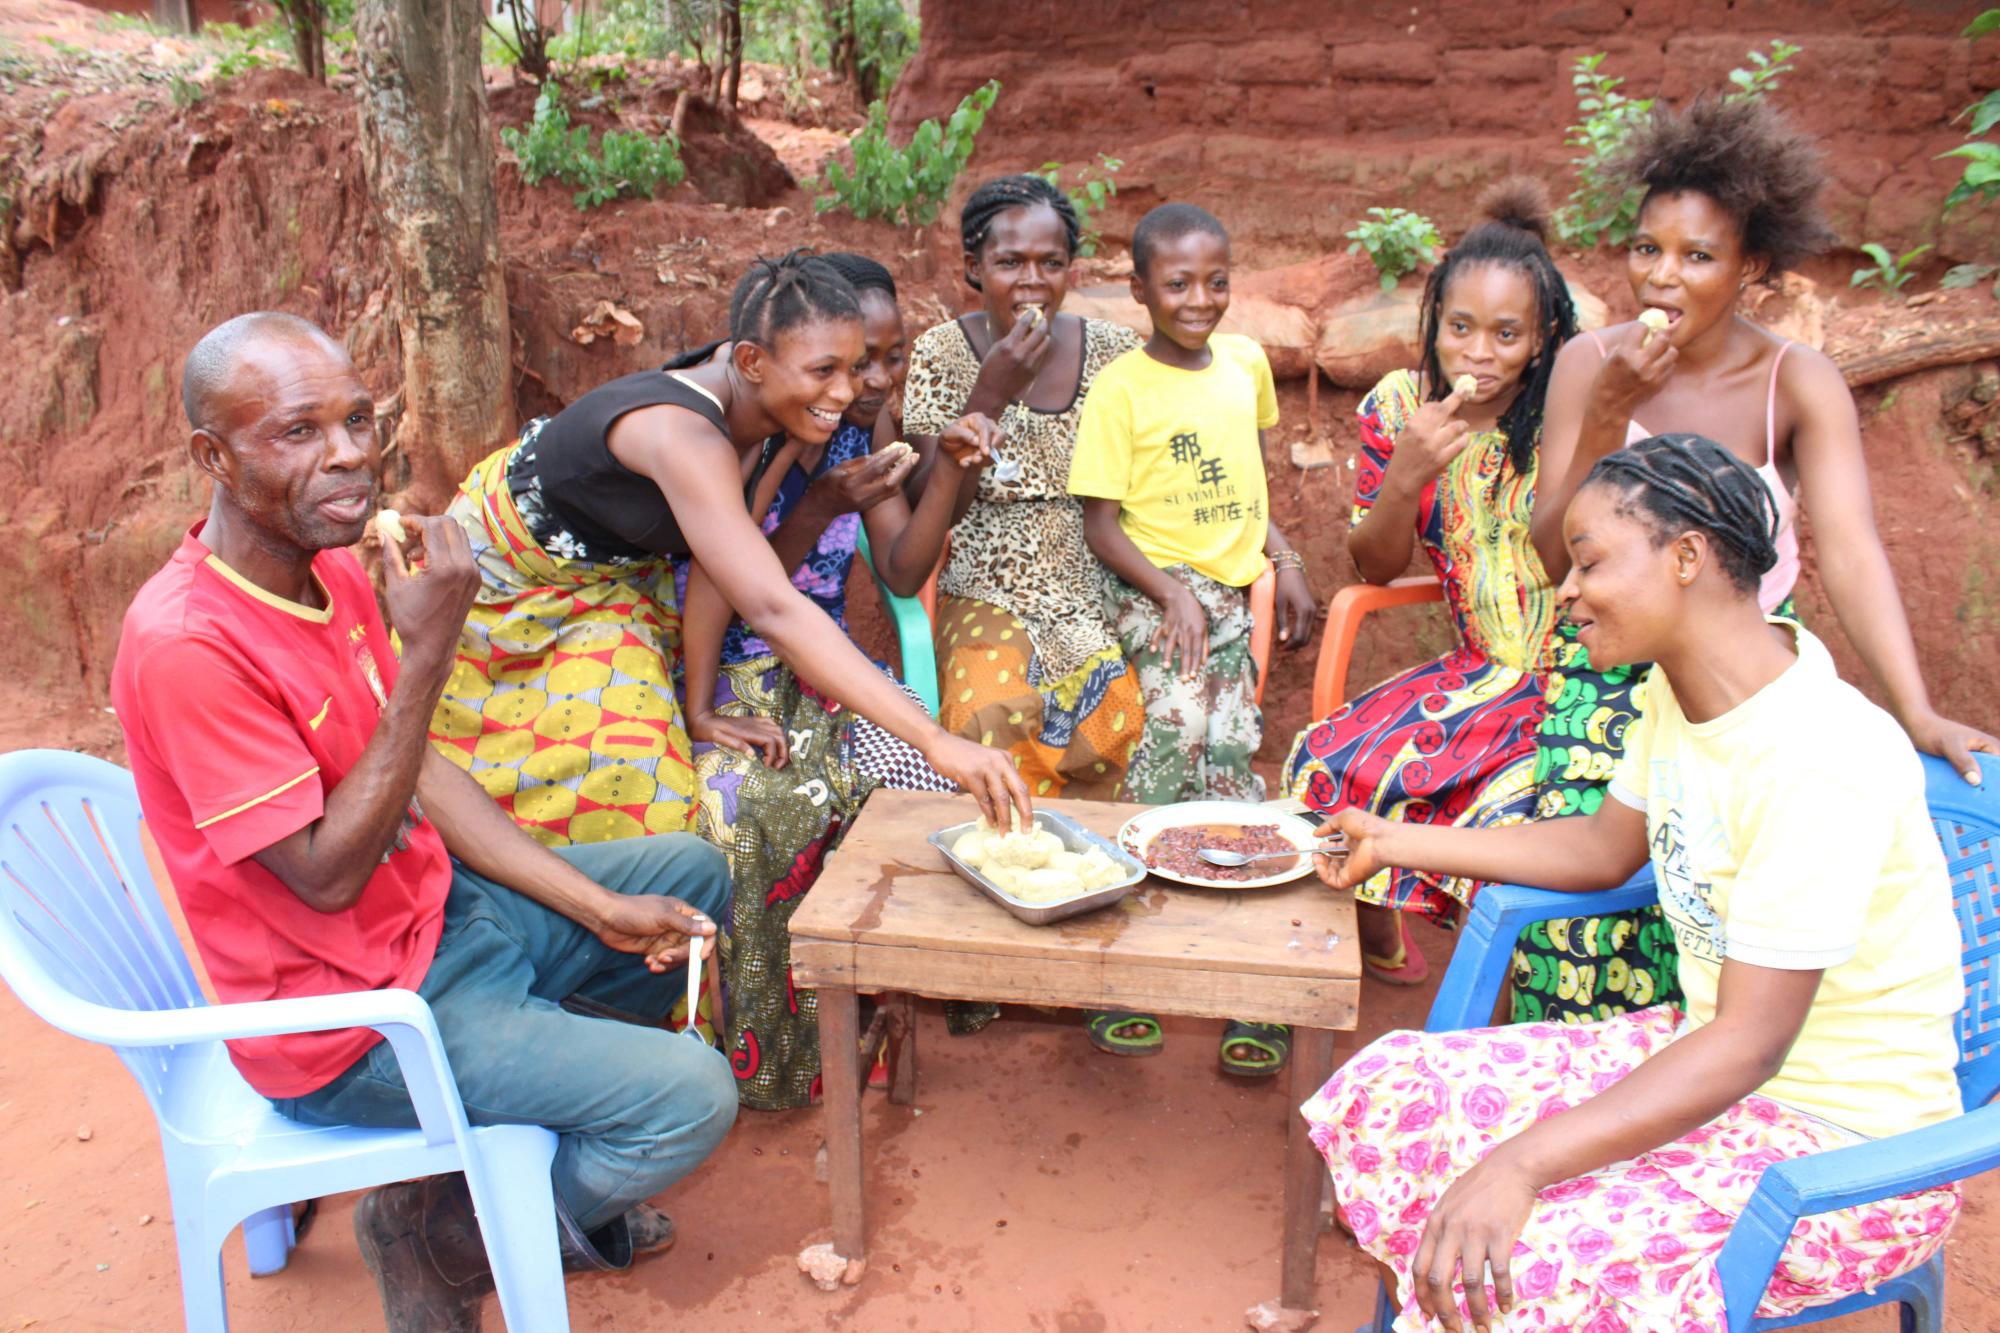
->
[854, 526, 941, 716]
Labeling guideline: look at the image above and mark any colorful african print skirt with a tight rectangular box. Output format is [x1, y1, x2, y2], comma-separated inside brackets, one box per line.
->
[694, 655, 950, 1111]
[1284, 647, 1545, 924]
[431, 442, 697, 845]
[934, 595, 1143, 802]
[1508, 595, 1782, 1024]
[1304, 1007, 1959, 1331]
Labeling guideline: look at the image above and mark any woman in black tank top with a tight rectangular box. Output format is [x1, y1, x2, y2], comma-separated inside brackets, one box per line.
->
[428, 253, 1032, 859]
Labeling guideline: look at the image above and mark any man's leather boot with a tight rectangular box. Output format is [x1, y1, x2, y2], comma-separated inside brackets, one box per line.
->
[354, 1174, 494, 1333]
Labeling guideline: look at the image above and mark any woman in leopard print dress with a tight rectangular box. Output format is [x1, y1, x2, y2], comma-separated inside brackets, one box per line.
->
[903, 175, 1146, 807]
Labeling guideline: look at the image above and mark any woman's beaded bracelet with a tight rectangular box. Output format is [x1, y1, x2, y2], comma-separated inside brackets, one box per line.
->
[1271, 549, 1307, 573]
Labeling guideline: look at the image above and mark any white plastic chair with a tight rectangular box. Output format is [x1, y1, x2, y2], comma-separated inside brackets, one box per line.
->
[0, 749, 569, 1331]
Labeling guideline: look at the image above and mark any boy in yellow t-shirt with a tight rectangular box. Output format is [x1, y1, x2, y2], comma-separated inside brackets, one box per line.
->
[1070, 203, 1315, 805]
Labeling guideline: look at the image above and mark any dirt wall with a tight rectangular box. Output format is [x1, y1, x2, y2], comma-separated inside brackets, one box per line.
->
[892, 0, 2000, 265]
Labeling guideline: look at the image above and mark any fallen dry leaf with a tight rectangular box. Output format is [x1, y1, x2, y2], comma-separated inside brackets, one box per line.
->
[570, 299, 645, 347]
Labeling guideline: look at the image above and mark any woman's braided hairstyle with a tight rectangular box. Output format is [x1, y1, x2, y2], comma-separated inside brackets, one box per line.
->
[727, 249, 861, 346]
[1416, 178, 1578, 482]
[1584, 433, 1779, 595]
[819, 251, 898, 301]
[959, 174, 1081, 290]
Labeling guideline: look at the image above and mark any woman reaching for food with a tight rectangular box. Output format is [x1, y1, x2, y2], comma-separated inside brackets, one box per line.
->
[1514, 95, 1999, 1026]
[673, 253, 1002, 1108]
[428, 251, 1030, 858]
[1309, 434, 1964, 1331]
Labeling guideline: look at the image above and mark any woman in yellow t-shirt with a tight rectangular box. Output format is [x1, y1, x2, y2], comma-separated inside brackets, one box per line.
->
[1304, 434, 1964, 1330]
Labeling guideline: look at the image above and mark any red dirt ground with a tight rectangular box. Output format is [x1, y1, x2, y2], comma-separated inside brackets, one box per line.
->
[4, 918, 1998, 1332]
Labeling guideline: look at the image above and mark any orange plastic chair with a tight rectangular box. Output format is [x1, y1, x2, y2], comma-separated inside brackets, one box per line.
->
[1248, 559, 1276, 707]
[1308, 575, 1446, 720]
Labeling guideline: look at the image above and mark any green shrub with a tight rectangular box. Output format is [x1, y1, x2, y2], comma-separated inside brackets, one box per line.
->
[1556, 40, 1801, 249]
[1850, 242, 1931, 296]
[500, 82, 686, 211]
[814, 80, 998, 227]
[1346, 207, 1442, 292]
[1943, 10, 2000, 211]
[1036, 154, 1121, 258]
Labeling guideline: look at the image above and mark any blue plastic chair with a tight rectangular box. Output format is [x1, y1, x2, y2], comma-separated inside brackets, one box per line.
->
[1361, 752, 2000, 1333]
[855, 526, 941, 716]
[0, 749, 570, 1332]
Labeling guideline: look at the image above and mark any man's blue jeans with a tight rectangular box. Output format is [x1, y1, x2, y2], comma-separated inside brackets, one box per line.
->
[272, 834, 737, 1235]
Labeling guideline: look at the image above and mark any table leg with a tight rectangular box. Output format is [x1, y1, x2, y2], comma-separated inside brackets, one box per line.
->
[885, 992, 918, 1106]
[1281, 1026, 1338, 1313]
[819, 984, 866, 1262]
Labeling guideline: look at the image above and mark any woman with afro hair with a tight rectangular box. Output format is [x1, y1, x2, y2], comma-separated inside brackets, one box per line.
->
[1514, 95, 1998, 1027]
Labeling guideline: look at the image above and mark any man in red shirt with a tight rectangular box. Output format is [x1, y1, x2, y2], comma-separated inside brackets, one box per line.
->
[113, 313, 736, 1332]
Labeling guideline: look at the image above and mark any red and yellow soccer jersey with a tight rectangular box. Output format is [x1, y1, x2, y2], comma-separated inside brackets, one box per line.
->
[111, 525, 450, 1098]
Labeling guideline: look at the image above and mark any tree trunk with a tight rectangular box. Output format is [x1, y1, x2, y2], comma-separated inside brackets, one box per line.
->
[152, 0, 199, 34]
[285, 1, 326, 83]
[353, 0, 514, 507]
[823, 0, 860, 90]
[720, 0, 743, 109]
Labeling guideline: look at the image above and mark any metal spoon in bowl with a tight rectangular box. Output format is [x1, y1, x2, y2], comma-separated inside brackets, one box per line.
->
[1195, 840, 1346, 869]
[1196, 846, 1307, 868]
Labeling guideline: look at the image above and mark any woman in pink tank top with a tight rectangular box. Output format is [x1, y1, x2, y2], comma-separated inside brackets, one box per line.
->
[1513, 97, 1998, 1028]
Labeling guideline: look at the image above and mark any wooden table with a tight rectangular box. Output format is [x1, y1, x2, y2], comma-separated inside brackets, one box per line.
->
[788, 790, 1360, 1318]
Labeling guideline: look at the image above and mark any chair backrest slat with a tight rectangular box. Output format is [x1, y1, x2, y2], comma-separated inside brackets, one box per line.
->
[1926, 755, 2000, 1110]
[0, 752, 210, 1111]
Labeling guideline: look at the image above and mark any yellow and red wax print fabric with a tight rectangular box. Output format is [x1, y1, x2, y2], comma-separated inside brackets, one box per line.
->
[428, 443, 697, 846]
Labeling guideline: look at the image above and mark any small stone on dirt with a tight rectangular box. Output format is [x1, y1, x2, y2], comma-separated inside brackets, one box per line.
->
[796, 1242, 864, 1291]
[1244, 1298, 1318, 1331]
[76, 1125, 92, 1141]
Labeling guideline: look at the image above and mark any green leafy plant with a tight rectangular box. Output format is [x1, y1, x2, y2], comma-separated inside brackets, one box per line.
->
[744, 0, 917, 103]
[547, 0, 676, 65]
[1850, 242, 1932, 296]
[1552, 53, 1653, 249]
[814, 80, 998, 227]
[1724, 39, 1800, 103]
[1557, 40, 1803, 249]
[1942, 10, 2000, 211]
[500, 81, 686, 210]
[1037, 154, 1121, 257]
[1346, 207, 1442, 292]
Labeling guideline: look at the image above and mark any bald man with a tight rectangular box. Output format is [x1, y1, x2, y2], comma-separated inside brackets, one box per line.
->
[112, 313, 737, 1332]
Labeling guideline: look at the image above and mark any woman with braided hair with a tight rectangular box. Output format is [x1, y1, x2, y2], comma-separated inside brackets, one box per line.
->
[1284, 180, 1578, 985]
[1513, 95, 2000, 1026]
[902, 175, 1148, 810]
[1307, 433, 1964, 1331]
[669, 253, 977, 1106]
[427, 253, 1030, 1065]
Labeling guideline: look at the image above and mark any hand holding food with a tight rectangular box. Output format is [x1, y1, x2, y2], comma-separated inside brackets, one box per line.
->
[1451, 373, 1478, 399]
[373, 507, 407, 548]
[1637, 307, 1671, 346]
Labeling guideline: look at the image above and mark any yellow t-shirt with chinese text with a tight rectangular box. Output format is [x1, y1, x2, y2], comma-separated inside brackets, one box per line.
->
[1609, 622, 1962, 1140]
[1067, 334, 1279, 589]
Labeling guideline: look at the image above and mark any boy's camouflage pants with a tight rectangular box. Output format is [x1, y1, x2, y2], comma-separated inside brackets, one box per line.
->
[1105, 565, 1265, 806]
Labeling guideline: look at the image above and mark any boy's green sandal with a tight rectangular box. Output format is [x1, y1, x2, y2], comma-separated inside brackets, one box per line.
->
[1218, 1021, 1290, 1078]
[1086, 1010, 1165, 1056]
